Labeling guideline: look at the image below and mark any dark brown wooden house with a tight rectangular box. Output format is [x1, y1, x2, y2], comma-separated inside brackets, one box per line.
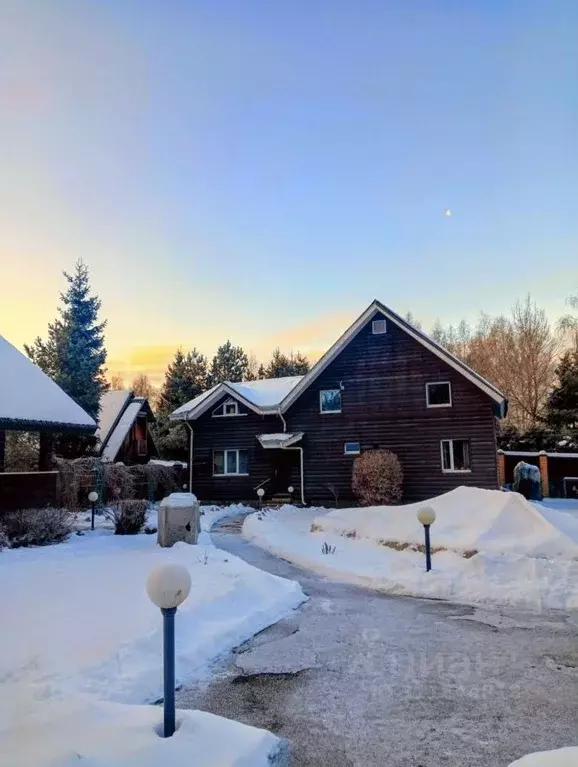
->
[171, 300, 507, 505]
[96, 391, 157, 464]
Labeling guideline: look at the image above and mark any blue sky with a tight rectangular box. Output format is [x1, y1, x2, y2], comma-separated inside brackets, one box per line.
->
[0, 1, 576, 382]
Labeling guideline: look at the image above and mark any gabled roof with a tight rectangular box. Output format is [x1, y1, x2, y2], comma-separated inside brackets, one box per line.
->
[279, 300, 507, 414]
[170, 300, 507, 422]
[170, 376, 303, 421]
[0, 335, 96, 432]
[96, 390, 154, 462]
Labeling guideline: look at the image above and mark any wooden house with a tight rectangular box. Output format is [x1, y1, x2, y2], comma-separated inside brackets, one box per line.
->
[96, 391, 157, 464]
[170, 300, 507, 505]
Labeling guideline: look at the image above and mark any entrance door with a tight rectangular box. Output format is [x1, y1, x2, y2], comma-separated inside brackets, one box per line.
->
[270, 450, 296, 495]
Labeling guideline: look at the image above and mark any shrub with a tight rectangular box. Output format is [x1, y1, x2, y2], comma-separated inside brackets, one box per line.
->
[352, 450, 403, 506]
[55, 457, 136, 511]
[105, 499, 148, 535]
[0, 507, 72, 548]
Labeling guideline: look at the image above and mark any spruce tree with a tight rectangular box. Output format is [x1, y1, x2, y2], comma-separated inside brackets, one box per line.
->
[25, 261, 108, 420]
[208, 341, 249, 385]
[544, 350, 578, 430]
[158, 348, 208, 413]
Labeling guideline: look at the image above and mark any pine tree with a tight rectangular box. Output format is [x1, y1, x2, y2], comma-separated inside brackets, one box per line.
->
[25, 261, 108, 420]
[264, 348, 310, 378]
[544, 350, 578, 430]
[208, 341, 249, 385]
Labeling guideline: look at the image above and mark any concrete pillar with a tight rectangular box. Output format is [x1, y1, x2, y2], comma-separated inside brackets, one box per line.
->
[0, 430, 5, 472]
[157, 492, 200, 548]
[497, 450, 506, 487]
[38, 433, 55, 471]
[538, 451, 549, 498]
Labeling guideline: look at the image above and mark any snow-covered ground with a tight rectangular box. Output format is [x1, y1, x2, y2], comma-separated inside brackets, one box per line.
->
[509, 748, 578, 766]
[1, 507, 303, 766]
[243, 488, 578, 611]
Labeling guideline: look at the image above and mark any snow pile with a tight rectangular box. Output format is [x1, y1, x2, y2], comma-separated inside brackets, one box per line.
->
[200, 503, 254, 533]
[243, 498, 578, 611]
[0, 526, 304, 766]
[3, 699, 288, 767]
[315, 487, 578, 560]
[509, 748, 578, 766]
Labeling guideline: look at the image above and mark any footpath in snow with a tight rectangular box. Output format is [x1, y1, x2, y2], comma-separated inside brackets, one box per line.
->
[243, 487, 578, 612]
[0, 503, 304, 766]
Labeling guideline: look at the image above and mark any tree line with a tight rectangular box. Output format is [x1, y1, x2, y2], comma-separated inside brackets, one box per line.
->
[22, 261, 578, 459]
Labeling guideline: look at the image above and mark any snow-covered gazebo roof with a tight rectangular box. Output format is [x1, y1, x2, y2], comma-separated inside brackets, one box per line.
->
[0, 335, 96, 433]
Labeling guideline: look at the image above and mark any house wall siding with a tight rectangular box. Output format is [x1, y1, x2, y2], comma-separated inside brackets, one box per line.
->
[190, 395, 284, 502]
[188, 316, 499, 504]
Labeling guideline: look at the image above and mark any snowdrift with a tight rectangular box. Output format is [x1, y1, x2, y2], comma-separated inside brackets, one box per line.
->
[315, 487, 578, 560]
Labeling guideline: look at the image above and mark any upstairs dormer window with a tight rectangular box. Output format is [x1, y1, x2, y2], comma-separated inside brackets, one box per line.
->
[212, 399, 240, 417]
[372, 318, 387, 335]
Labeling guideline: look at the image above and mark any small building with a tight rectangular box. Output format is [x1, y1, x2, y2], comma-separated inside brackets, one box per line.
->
[96, 390, 157, 464]
[170, 299, 507, 506]
[0, 334, 96, 473]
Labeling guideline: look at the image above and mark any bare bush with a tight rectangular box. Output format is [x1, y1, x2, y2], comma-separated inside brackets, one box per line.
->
[55, 457, 135, 510]
[352, 450, 403, 506]
[105, 499, 148, 535]
[0, 508, 72, 548]
[130, 463, 179, 499]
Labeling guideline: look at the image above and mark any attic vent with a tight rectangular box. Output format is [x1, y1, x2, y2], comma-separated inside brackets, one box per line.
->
[372, 319, 387, 335]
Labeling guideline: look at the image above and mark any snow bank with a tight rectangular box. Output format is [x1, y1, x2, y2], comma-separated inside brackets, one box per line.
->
[2, 698, 287, 767]
[0, 526, 304, 765]
[243, 501, 578, 611]
[509, 748, 578, 766]
[200, 503, 254, 533]
[315, 487, 578, 559]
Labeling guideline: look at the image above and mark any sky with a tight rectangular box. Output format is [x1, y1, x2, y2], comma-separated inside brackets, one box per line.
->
[0, 1, 577, 385]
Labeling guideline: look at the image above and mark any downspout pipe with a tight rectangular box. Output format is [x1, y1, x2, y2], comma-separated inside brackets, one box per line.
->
[185, 419, 194, 493]
[277, 408, 287, 433]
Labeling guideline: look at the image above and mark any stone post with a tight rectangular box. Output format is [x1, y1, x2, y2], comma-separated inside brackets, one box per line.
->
[157, 492, 200, 548]
[497, 450, 506, 487]
[538, 451, 549, 498]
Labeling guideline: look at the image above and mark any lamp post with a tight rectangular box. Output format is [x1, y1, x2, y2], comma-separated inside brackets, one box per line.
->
[287, 485, 294, 502]
[88, 491, 98, 531]
[417, 506, 436, 572]
[146, 563, 192, 738]
[257, 487, 265, 509]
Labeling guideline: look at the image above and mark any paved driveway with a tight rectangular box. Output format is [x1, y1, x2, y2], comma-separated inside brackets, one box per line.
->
[178, 518, 578, 767]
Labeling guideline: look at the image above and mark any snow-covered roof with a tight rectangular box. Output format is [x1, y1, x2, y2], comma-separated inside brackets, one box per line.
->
[101, 400, 144, 463]
[171, 376, 303, 421]
[0, 335, 96, 432]
[95, 390, 132, 446]
[257, 432, 304, 449]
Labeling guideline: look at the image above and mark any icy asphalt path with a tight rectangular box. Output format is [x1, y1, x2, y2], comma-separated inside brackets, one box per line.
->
[178, 517, 578, 767]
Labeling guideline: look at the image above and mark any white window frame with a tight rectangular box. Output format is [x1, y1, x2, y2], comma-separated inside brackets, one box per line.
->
[372, 319, 387, 335]
[344, 442, 361, 455]
[320, 389, 342, 414]
[440, 439, 471, 473]
[212, 399, 245, 418]
[426, 381, 452, 408]
[213, 449, 249, 476]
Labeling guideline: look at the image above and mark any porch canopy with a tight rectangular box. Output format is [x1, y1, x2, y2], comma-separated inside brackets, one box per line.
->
[257, 432, 304, 449]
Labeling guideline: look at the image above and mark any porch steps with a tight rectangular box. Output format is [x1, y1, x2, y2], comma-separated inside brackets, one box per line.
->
[263, 494, 293, 507]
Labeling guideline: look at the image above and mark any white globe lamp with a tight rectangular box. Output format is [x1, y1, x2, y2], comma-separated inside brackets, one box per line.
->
[416, 506, 436, 572]
[146, 563, 192, 739]
[88, 491, 99, 531]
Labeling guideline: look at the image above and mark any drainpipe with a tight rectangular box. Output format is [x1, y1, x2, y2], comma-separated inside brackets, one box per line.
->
[282, 446, 305, 506]
[277, 408, 287, 433]
[185, 420, 194, 493]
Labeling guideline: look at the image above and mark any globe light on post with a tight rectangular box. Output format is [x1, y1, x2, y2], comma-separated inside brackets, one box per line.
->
[417, 506, 436, 572]
[146, 564, 192, 738]
[88, 491, 98, 531]
[288, 486, 294, 496]
[257, 487, 265, 509]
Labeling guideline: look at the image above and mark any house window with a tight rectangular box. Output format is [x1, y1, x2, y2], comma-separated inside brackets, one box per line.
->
[344, 442, 361, 455]
[441, 440, 471, 472]
[320, 389, 342, 413]
[212, 399, 240, 417]
[213, 449, 249, 476]
[426, 382, 452, 408]
[372, 319, 387, 335]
